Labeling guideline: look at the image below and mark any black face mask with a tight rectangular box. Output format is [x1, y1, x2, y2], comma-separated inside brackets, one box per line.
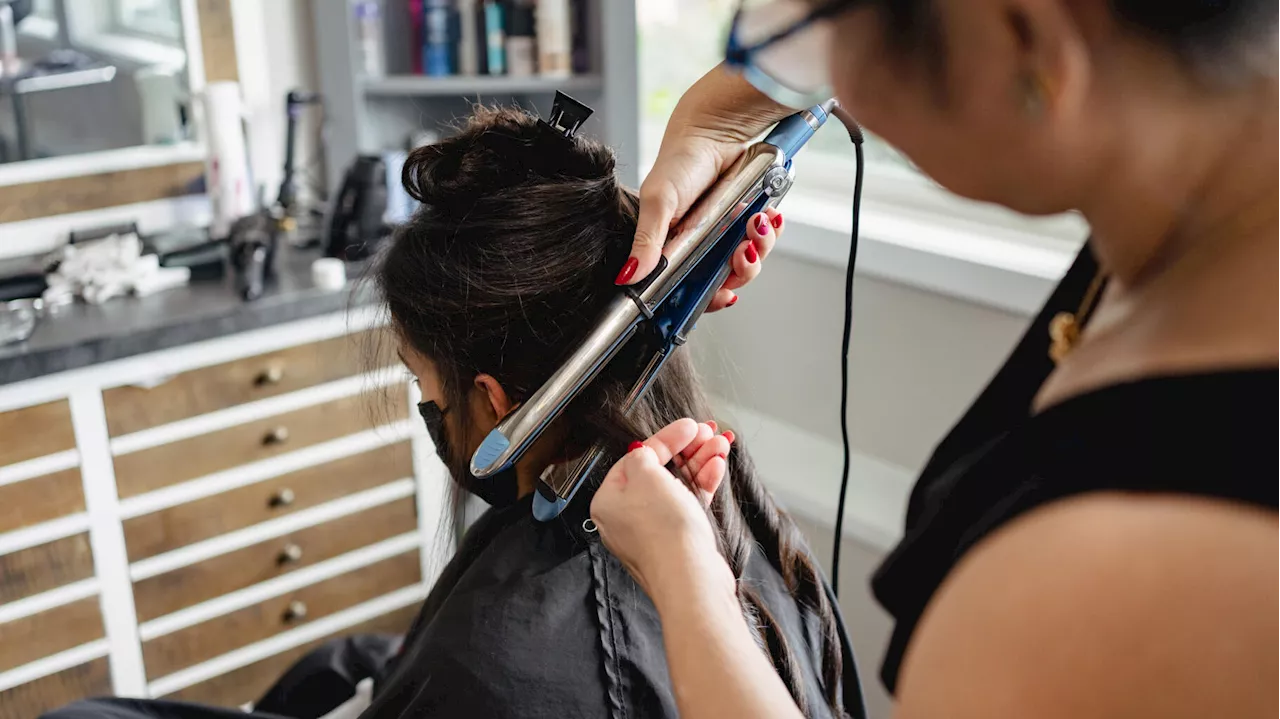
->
[417, 400, 521, 507]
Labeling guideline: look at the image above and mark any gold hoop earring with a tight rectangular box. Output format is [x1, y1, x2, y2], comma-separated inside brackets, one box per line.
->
[1019, 72, 1050, 118]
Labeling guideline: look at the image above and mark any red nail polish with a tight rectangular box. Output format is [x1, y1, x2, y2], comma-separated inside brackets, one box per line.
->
[744, 242, 758, 264]
[771, 213, 783, 229]
[727, 294, 739, 307]
[755, 217, 768, 235]
[627, 441, 644, 452]
[615, 257, 639, 285]
[722, 430, 735, 444]
[706, 420, 718, 432]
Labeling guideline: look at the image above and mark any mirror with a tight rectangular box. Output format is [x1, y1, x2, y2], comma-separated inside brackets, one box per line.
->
[0, 0, 193, 165]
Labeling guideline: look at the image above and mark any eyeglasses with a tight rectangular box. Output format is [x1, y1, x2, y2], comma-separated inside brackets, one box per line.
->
[723, 0, 858, 109]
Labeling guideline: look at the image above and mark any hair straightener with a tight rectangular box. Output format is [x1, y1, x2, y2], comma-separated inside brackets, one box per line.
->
[469, 92, 852, 523]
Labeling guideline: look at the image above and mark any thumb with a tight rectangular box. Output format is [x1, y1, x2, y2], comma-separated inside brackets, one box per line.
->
[621, 181, 679, 285]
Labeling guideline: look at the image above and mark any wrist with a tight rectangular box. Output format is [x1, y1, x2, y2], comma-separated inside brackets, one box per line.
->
[648, 540, 738, 616]
[675, 64, 792, 146]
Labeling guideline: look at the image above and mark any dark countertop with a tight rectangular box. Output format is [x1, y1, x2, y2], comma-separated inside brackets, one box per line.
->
[0, 248, 377, 386]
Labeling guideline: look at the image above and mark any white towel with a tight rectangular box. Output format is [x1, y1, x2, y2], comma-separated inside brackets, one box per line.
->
[43, 232, 191, 305]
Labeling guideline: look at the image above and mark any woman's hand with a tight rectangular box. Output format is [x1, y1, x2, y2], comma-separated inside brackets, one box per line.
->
[620, 65, 792, 311]
[592, 420, 808, 719]
[590, 418, 735, 603]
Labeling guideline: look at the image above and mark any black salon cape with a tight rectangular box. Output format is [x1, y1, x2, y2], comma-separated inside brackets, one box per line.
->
[365, 494, 866, 718]
[43, 495, 866, 719]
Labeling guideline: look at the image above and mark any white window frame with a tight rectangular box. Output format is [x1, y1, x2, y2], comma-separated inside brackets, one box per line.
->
[781, 151, 1087, 315]
[639, 142, 1088, 316]
[109, 0, 184, 46]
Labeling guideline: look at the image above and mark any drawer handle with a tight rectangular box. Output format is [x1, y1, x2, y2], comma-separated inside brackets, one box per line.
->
[256, 366, 286, 386]
[262, 425, 290, 446]
[269, 488, 296, 508]
[282, 600, 308, 623]
[277, 543, 304, 565]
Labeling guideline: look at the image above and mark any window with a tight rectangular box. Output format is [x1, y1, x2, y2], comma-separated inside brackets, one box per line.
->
[19, 0, 61, 39]
[637, 0, 910, 179]
[636, 0, 1086, 259]
[111, 0, 183, 44]
[31, 0, 58, 18]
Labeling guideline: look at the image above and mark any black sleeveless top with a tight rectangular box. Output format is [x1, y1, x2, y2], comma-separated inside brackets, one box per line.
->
[872, 244, 1278, 693]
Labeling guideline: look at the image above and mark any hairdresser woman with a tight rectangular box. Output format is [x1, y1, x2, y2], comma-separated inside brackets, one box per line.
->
[596, 1, 1278, 718]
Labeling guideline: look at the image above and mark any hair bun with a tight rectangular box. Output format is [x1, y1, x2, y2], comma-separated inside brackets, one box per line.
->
[402, 106, 616, 209]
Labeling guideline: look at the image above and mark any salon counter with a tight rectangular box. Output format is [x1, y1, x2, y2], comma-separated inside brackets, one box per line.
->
[0, 248, 375, 386]
[0, 251, 446, 714]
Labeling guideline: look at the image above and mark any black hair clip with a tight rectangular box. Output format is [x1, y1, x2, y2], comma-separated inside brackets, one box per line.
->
[539, 91, 593, 141]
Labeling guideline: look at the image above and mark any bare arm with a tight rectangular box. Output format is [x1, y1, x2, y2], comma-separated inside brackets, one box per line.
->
[590, 420, 805, 719]
[649, 553, 805, 719]
[895, 493, 1278, 719]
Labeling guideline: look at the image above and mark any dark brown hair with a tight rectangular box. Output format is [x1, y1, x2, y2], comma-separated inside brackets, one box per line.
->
[376, 106, 846, 717]
[874, 0, 1276, 87]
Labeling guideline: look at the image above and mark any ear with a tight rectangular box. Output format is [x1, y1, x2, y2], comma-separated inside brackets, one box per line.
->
[471, 374, 514, 425]
[1002, 0, 1091, 122]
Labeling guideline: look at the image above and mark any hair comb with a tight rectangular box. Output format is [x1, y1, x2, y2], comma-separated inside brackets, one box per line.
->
[539, 91, 593, 142]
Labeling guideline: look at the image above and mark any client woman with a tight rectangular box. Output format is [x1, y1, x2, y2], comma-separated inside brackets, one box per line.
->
[363, 105, 862, 718]
[42, 107, 865, 719]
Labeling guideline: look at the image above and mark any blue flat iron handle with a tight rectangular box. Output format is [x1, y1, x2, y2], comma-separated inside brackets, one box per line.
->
[764, 102, 831, 160]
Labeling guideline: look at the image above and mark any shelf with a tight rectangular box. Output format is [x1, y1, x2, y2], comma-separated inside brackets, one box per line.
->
[361, 74, 604, 98]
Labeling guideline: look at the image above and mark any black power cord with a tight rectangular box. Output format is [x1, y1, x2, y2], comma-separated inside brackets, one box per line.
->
[830, 105, 865, 596]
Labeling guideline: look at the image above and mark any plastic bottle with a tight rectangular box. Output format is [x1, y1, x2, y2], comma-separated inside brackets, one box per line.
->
[458, 0, 479, 76]
[505, 1, 536, 77]
[423, 0, 458, 76]
[536, 0, 571, 77]
[354, 1, 385, 78]
[482, 1, 506, 75]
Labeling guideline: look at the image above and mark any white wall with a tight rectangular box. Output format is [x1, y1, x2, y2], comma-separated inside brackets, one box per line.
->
[694, 254, 1034, 718]
[693, 252, 1029, 475]
[793, 514, 897, 719]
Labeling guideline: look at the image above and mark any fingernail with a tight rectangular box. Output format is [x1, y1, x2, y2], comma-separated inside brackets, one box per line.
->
[706, 420, 718, 432]
[615, 257, 639, 285]
[755, 217, 768, 235]
[727, 294, 739, 307]
[744, 241, 758, 264]
[627, 441, 645, 452]
[771, 213, 783, 229]
[722, 430, 735, 444]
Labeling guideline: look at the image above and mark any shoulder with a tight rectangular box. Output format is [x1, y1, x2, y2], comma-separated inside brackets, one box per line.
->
[895, 492, 1277, 719]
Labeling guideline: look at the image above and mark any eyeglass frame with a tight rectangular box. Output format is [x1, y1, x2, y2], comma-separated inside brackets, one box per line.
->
[722, 0, 860, 109]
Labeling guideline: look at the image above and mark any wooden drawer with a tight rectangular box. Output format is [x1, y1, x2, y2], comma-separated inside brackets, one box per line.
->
[143, 550, 421, 678]
[0, 656, 111, 719]
[124, 442, 413, 561]
[133, 497, 419, 623]
[167, 605, 418, 707]
[0, 468, 84, 534]
[0, 399, 75, 467]
[0, 597, 103, 673]
[113, 390, 408, 498]
[102, 330, 385, 437]
[0, 534, 95, 604]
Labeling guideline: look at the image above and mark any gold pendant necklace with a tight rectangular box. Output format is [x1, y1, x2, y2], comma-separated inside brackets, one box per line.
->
[1049, 272, 1107, 365]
